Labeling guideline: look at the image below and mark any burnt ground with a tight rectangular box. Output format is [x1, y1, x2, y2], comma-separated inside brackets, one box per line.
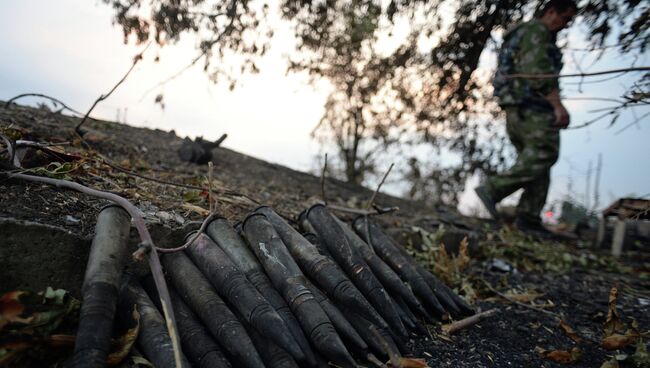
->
[1, 101, 649, 368]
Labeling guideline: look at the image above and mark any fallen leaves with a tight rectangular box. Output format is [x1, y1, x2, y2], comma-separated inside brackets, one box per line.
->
[559, 319, 582, 344]
[595, 285, 650, 367]
[534, 346, 582, 364]
[107, 306, 140, 365]
[601, 285, 646, 351]
[410, 226, 471, 286]
[600, 341, 650, 367]
[0, 287, 79, 336]
[533, 320, 583, 364]
[502, 290, 544, 303]
[0, 288, 80, 366]
[604, 286, 625, 337]
[601, 332, 640, 350]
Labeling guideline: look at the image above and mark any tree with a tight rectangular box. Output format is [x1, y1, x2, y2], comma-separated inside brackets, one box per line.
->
[103, 0, 649, 203]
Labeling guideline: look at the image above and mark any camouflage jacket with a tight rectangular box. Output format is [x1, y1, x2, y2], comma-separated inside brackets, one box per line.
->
[493, 20, 563, 109]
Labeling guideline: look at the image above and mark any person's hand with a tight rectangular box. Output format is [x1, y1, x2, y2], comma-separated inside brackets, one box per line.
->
[552, 104, 570, 128]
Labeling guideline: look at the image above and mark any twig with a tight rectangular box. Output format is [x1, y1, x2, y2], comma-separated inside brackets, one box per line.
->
[483, 280, 560, 318]
[320, 153, 328, 204]
[442, 308, 499, 334]
[102, 159, 204, 190]
[154, 213, 218, 254]
[327, 204, 399, 216]
[566, 110, 616, 130]
[100, 157, 258, 203]
[563, 96, 624, 104]
[366, 163, 394, 210]
[139, 0, 237, 100]
[76, 42, 152, 134]
[615, 111, 650, 135]
[505, 66, 650, 80]
[565, 38, 649, 52]
[4, 93, 86, 116]
[208, 161, 214, 213]
[4, 172, 183, 368]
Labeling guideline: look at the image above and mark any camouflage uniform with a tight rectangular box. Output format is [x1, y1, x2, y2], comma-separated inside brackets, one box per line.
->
[486, 20, 563, 223]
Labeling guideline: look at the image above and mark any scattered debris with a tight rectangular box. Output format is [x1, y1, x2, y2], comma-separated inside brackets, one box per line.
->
[177, 134, 227, 165]
[442, 308, 499, 335]
[487, 258, 518, 273]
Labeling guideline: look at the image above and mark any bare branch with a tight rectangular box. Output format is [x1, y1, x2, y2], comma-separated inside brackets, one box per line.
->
[563, 97, 625, 104]
[208, 161, 214, 213]
[615, 111, 650, 135]
[506, 66, 650, 80]
[320, 153, 328, 204]
[327, 204, 399, 216]
[366, 163, 394, 210]
[4, 93, 86, 117]
[443, 308, 499, 334]
[139, 0, 238, 100]
[76, 42, 152, 134]
[99, 157, 257, 203]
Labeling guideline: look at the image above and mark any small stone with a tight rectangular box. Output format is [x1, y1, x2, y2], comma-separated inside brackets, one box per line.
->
[64, 215, 80, 226]
[174, 214, 185, 225]
[155, 211, 174, 222]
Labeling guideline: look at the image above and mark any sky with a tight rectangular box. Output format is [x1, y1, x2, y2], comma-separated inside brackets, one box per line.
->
[1, 0, 648, 217]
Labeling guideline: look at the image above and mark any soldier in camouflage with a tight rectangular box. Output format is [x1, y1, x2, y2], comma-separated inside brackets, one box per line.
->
[476, 0, 578, 232]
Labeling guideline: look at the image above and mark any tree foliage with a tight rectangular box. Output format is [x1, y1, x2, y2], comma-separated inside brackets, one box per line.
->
[103, 0, 649, 203]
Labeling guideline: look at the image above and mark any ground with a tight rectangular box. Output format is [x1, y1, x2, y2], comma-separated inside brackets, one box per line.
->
[1, 101, 648, 367]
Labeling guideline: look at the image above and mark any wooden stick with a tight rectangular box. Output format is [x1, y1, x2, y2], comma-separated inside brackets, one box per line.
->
[366, 163, 394, 210]
[328, 204, 399, 216]
[443, 308, 498, 334]
[320, 153, 328, 204]
[483, 281, 560, 318]
[208, 161, 214, 213]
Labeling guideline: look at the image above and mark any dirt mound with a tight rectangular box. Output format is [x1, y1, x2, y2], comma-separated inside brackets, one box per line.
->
[1, 101, 648, 367]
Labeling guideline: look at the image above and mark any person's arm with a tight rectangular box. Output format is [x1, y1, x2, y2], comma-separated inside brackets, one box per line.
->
[545, 89, 570, 128]
[517, 22, 569, 128]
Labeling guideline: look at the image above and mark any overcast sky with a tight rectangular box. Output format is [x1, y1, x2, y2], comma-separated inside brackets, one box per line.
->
[1, 0, 648, 216]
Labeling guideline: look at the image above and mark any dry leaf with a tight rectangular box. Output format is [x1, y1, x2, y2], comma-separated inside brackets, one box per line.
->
[0, 291, 31, 330]
[559, 320, 582, 343]
[180, 203, 210, 216]
[604, 285, 625, 336]
[535, 346, 582, 364]
[503, 290, 543, 303]
[457, 236, 470, 269]
[107, 306, 140, 365]
[601, 332, 639, 350]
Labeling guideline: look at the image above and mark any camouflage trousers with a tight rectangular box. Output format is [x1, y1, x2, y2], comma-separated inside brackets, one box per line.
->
[485, 106, 560, 222]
